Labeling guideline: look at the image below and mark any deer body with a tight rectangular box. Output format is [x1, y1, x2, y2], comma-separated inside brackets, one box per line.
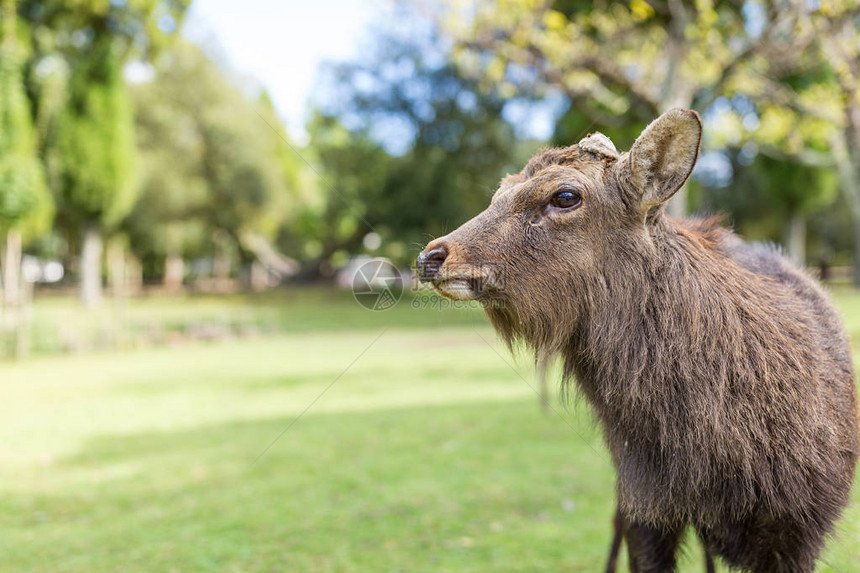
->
[576, 217, 856, 571]
[418, 110, 859, 572]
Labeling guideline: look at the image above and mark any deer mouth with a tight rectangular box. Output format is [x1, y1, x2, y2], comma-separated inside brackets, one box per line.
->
[432, 268, 501, 301]
[433, 278, 479, 300]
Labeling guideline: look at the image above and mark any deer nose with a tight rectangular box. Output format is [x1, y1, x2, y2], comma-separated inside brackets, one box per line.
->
[416, 244, 448, 282]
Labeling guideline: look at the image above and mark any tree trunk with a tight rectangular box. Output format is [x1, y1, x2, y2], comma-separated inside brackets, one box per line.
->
[213, 250, 231, 292]
[107, 238, 126, 299]
[212, 231, 232, 292]
[126, 256, 143, 295]
[80, 224, 103, 307]
[106, 238, 128, 349]
[830, 131, 860, 288]
[1, 229, 21, 358]
[660, 5, 695, 220]
[848, 226, 860, 285]
[3, 229, 21, 310]
[785, 211, 806, 267]
[163, 253, 184, 293]
[1, 229, 30, 360]
[15, 275, 31, 360]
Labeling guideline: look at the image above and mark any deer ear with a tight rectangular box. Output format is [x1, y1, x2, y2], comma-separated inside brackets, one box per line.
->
[623, 108, 702, 207]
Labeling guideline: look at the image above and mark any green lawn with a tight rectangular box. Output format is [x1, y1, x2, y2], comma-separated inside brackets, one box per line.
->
[1, 289, 859, 572]
[25, 288, 488, 356]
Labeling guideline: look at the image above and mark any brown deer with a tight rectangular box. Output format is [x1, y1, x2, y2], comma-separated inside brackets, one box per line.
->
[416, 109, 859, 572]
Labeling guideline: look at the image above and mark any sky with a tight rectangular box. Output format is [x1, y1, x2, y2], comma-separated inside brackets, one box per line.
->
[184, 0, 561, 146]
[185, 0, 380, 141]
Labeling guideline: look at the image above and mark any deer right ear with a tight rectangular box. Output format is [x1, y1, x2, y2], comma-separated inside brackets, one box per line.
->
[621, 108, 702, 208]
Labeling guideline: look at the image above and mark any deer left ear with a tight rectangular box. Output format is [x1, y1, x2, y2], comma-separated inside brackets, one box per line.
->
[623, 108, 702, 207]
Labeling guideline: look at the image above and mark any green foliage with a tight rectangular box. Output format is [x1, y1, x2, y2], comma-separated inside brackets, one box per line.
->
[255, 91, 304, 239]
[295, 113, 390, 266]
[445, 0, 755, 116]
[552, 104, 645, 150]
[442, 0, 849, 221]
[0, 0, 51, 232]
[755, 154, 838, 213]
[302, 18, 520, 269]
[127, 41, 299, 273]
[22, 0, 193, 238]
[704, 149, 838, 242]
[197, 102, 290, 247]
[19, 0, 192, 61]
[2, 0, 857, 285]
[126, 45, 209, 263]
[51, 39, 136, 228]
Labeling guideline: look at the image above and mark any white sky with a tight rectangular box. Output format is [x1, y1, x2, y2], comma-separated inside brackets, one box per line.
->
[183, 0, 560, 144]
[185, 0, 379, 140]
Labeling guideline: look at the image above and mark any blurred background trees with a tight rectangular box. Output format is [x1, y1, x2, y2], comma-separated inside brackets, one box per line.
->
[129, 41, 296, 291]
[809, 1, 860, 284]
[0, 0, 857, 329]
[443, 0, 796, 216]
[22, 0, 193, 305]
[0, 0, 50, 313]
[303, 18, 522, 275]
[51, 35, 138, 307]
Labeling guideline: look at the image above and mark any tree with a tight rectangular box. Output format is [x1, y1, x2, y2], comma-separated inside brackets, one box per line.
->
[303, 13, 520, 273]
[442, 0, 817, 217]
[700, 148, 837, 264]
[0, 0, 49, 240]
[807, 3, 860, 285]
[0, 0, 51, 355]
[127, 42, 214, 288]
[703, 3, 860, 282]
[49, 36, 136, 306]
[297, 112, 392, 277]
[22, 0, 191, 305]
[128, 42, 298, 288]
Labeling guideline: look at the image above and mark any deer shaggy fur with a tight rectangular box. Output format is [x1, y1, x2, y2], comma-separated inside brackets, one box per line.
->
[418, 109, 859, 572]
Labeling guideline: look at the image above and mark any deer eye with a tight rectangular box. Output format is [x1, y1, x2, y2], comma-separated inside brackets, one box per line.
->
[550, 190, 582, 210]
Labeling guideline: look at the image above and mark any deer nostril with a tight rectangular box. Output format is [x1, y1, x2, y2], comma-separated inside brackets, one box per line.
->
[417, 245, 448, 282]
[426, 247, 448, 265]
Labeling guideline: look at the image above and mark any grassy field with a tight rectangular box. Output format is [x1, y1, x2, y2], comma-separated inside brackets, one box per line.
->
[1, 288, 859, 572]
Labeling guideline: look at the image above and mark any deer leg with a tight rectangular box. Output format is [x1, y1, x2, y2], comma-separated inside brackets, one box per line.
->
[604, 504, 625, 573]
[704, 550, 715, 573]
[625, 519, 684, 573]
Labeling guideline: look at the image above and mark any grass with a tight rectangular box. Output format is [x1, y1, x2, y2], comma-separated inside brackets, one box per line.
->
[25, 288, 487, 356]
[1, 288, 859, 571]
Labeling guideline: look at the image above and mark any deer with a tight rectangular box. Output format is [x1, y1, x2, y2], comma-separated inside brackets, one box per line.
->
[416, 109, 859, 572]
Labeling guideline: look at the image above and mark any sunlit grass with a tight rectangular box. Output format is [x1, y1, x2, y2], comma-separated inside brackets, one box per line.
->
[26, 287, 488, 356]
[0, 288, 858, 571]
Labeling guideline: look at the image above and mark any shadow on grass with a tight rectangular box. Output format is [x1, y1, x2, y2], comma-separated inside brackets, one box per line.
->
[3, 398, 859, 572]
[109, 365, 513, 397]
[2, 399, 619, 573]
